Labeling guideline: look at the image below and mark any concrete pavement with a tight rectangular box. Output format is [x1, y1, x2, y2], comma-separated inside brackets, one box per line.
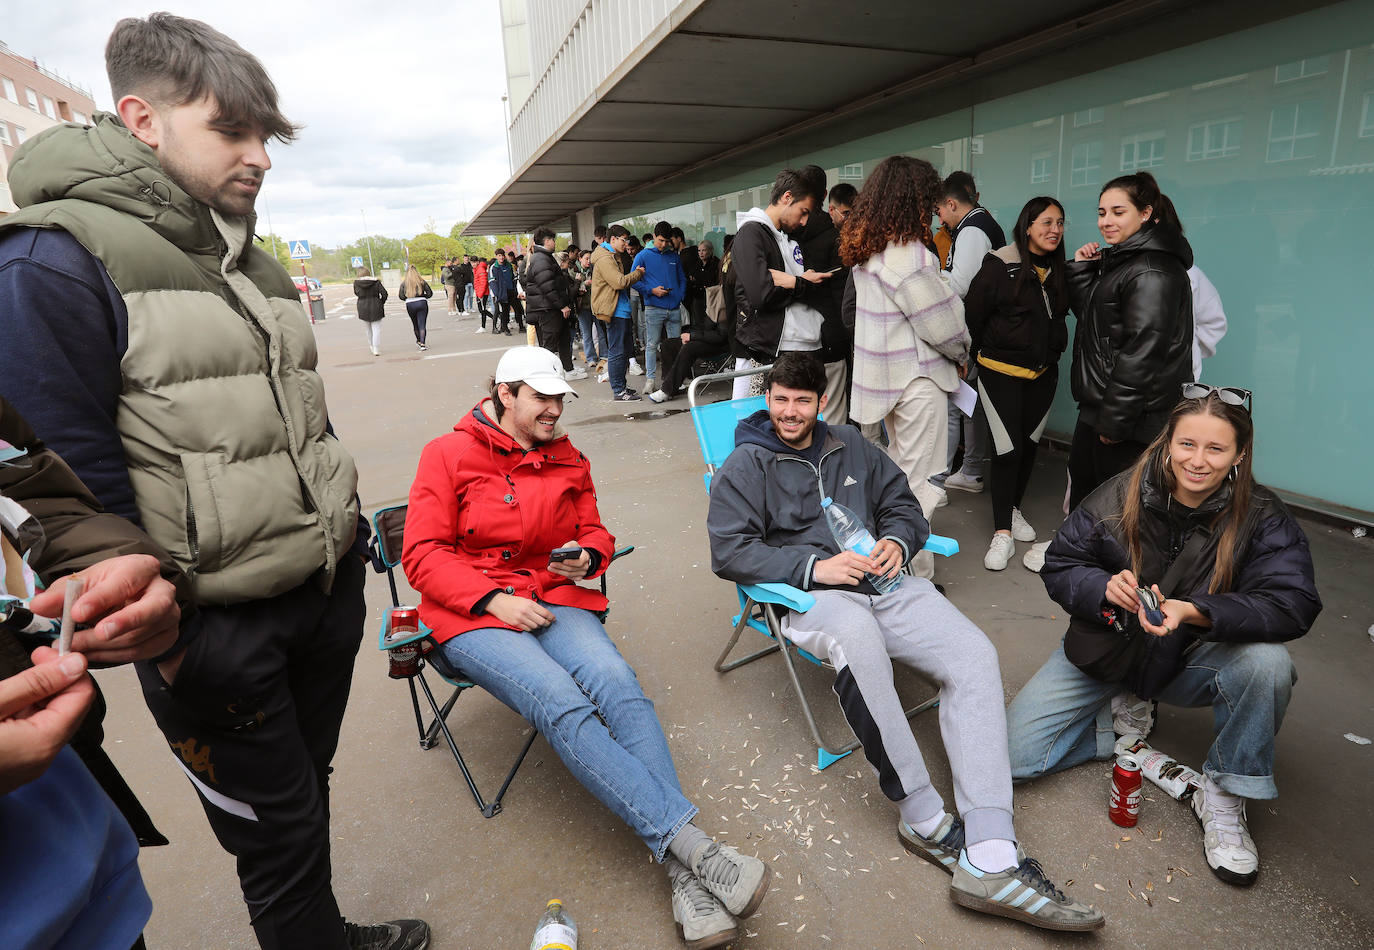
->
[107, 287, 1374, 948]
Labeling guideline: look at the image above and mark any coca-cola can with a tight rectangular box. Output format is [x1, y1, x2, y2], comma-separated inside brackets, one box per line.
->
[1109, 753, 1142, 827]
[387, 606, 422, 679]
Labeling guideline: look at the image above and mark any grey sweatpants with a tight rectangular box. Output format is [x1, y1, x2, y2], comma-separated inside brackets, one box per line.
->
[782, 578, 1016, 846]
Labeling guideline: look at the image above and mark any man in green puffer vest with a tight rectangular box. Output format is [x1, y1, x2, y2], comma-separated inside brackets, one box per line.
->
[0, 14, 428, 950]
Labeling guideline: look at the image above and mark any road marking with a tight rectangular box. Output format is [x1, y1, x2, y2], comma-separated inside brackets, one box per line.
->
[421, 344, 515, 360]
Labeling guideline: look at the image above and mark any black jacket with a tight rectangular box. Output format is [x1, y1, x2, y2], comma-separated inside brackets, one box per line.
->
[455, 262, 474, 285]
[964, 245, 1069, 371]
[1043, 463, 1321, 698]
[1066, 224, 1194, 443]
[523, 245, 569, 313]
[399, 280, 433, 301]
[353, 276, 388, 322]
[795, 214, 849, 362]
[732, 219, 803, 359]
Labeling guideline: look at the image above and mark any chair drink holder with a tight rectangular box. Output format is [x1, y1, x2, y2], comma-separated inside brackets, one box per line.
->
[689, 366, 959, 770]
[369, 503, 632, 816]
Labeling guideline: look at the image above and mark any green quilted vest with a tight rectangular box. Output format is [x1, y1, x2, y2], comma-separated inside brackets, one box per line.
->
[1, 115, 358, 605]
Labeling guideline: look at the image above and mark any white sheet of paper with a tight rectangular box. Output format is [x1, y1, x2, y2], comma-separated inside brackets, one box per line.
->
[953, 380, 978, 418]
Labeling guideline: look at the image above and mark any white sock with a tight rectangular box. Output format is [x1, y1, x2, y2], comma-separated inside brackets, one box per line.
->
[967, 838, 1019, 874]
[905, 810, 948, 840]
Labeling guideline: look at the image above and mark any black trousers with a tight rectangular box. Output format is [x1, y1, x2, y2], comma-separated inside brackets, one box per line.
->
[495, 298, 511, 333]
[978, 364, 1058, 531]
[1067, 415, 1148, 511]
[511, 295, 526, 329]
[136, 556, 367, 950]
[662, 339, 728, 397]
[531, 308, 573, 370]
[405, 299, 428, 345]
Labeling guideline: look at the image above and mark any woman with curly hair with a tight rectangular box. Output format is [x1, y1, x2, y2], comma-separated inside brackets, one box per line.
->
[840, 156, 971, 578]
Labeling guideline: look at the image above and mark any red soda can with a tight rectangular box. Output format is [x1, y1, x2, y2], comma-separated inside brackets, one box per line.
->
[387, 606, 422, 679]
[1109, 754, 1142, 827]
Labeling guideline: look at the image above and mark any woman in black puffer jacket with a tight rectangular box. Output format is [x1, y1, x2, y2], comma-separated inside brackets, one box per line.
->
[1006, 387, 1321, 888]
[1067, 171, 1194, 510]
[964, 196, 1071, 571]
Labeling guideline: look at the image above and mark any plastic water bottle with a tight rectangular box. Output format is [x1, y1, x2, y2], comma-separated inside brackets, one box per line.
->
[530, 899, 577, 950]
[821, 496, 900, 594]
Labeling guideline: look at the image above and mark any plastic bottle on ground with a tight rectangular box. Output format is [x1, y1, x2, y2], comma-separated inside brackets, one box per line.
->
[530, 899, 577, 950]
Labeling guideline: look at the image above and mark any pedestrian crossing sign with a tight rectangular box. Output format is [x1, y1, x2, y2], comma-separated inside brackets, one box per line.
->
[288, 240, 312, 260]
[351, 256, 364, 268]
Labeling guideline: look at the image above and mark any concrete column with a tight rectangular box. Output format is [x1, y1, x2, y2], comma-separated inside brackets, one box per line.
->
[573, 205, 601, 250]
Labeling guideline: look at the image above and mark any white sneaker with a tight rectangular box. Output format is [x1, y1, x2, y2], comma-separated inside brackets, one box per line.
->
[628, 359, 645, 376]
[944, 470, 984, 493]
[1022, 540, 1051, 573]
[1011, 507, 1037, 542]
[1192, 779, 1259, 886]
[648, 389, 668, 403]
[933, 486, 949, 510]
[1110, 693, 1156, 739]
[565, 367, 588, 380]
[596, 371, 609, 383]
[369, 345, 380, 356]
[474, 327, 486, 334]
[983, 533, 1015, 571]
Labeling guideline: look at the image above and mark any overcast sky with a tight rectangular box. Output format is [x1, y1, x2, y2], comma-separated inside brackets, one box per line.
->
[5, 1, 513, 246]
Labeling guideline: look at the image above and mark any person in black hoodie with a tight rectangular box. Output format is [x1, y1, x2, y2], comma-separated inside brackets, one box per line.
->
[353, 265, 388, 356]
[1066, 171, 1194, 510]
[963, 197, 1070, 571]
[1007, 387, 1320, 888]
[795, 165, 851, 423]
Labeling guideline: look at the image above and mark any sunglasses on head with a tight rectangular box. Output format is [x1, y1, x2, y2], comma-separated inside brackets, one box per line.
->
[1181, 383, 1252, 411]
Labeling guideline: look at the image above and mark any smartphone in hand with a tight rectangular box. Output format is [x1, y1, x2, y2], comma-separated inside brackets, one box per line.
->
[549, 545, 583, 564]
[1136, 587, 1165, 627]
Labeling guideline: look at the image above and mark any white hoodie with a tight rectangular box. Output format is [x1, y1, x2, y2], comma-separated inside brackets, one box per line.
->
[736, 207, 824, 352]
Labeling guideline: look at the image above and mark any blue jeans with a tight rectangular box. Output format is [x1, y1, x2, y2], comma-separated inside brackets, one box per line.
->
[606, 316, 634, 395]
[576, 309, 606, 364]
[643, 305, 680, 382]
[1007, 642, 1296, 799]
[438, 604, 696, 858]
[463, 284, 475, 311]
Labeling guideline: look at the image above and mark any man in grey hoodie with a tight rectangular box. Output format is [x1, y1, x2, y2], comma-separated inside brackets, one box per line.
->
[706, 353, 1103, 934]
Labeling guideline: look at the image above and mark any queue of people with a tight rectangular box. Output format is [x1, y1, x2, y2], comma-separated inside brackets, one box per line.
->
[0, 10, 1321, 950]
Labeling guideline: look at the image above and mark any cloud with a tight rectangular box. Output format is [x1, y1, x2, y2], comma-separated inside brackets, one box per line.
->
[5, 0, 514, 244]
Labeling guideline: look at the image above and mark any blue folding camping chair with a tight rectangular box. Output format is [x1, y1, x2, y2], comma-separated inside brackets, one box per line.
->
[369, 503, 633, 817]
[688, 365, 959, 769]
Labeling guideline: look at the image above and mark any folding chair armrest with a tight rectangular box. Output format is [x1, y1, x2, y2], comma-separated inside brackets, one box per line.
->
[922, 534, 960, 557]
[377, 615, 434, 651]
[610, 545, 634, 562]
[739, 581, 815, 614]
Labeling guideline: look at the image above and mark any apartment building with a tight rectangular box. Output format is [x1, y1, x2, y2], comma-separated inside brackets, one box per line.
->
[1, 40, 98, 213]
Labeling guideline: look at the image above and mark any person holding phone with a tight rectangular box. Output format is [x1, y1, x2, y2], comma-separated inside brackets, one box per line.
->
[403, 347, 774, 949]
[1006, 386, 1321, 887]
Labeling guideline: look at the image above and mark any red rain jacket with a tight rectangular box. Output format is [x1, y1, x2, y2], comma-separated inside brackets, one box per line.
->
[472, 260, 490, 297]
[402, 400, 614, 642]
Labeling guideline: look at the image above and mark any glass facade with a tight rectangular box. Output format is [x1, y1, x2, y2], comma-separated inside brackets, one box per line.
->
[606, 2, 1374, 516]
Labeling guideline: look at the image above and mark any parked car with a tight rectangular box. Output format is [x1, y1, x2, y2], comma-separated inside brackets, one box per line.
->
[292, 275, 323, 294]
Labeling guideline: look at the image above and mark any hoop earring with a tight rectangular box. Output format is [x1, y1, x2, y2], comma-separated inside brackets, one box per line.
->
[1228, 464, 1238, 482]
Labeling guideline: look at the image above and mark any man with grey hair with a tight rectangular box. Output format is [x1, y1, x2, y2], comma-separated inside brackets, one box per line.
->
[0, 13, 428, 950]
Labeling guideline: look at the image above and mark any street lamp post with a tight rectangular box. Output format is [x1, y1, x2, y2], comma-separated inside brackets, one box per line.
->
[360, 208, 376, 273]
[501, 94, 513, 176]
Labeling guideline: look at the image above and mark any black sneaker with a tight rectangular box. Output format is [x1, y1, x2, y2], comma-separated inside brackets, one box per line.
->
[342, 917, 431, 950]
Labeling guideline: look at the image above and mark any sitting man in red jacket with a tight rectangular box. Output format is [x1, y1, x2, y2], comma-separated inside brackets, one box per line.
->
[402, 346, 770, 949]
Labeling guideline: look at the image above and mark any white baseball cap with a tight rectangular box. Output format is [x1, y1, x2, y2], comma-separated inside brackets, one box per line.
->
[494, 346, 578, 397]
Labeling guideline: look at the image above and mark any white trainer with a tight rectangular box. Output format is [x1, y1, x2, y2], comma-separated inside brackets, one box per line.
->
[1022, 540, 1051, 573]
[565, 367, 589, 380]
[648, 390, 669, 403]
[984, 533, 1016, 571]
[1110, 693, 1156, 739]
[1192, 779, 1259, 886]
[1011, 507, 1037, 542]
[944, 470, 984, 493]
[628, 359, 646, 376]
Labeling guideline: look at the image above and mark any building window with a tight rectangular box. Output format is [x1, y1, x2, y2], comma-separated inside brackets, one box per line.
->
[1274, 55, 1331, 83]
[1360, 93, 1374, 139]
[2, 78, 16, 103]
[41, 96, 56, 119]
[1030, 153, 1054, 184]
[839, 163, 864, 180]
[1071, 141, 1102, 186]
[72, 111, 87, 126]
[1267, 100, 1321, 161]
[0, 123, 10, 147]
[1188, 118, 1243, 160]
[24, 88, 39, 112]
[1073, 107, 1104, 127]
[13, 125, 27, 144]
[1121, 131, 1166, 171]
